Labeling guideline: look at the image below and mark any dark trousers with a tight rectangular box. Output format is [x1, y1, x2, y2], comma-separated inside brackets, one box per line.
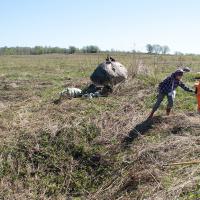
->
[152, 92, 174, 113]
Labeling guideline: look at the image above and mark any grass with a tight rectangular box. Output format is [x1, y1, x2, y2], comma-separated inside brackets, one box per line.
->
[0, 53, 200, 199]
[2, 128, 110, 197]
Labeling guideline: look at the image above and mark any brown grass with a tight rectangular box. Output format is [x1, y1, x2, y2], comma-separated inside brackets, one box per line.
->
[1, 53, 200, 199]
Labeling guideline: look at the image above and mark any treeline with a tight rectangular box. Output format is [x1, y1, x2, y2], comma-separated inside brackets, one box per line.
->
[146, 44, 170, 54]
[0, 44, 189, 56]
[0, 45, 100, 55]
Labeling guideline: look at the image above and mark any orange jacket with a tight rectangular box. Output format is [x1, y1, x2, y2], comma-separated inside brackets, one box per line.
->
[195, 81, 200, 96]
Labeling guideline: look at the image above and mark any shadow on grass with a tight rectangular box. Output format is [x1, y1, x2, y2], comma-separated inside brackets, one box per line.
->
[121, 116, 163, 148]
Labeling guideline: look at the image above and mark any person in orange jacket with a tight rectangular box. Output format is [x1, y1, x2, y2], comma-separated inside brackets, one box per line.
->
[194, 73, 200, 113]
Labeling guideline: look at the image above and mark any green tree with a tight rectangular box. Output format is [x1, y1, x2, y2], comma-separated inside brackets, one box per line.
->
[82, 45, 100, 53]
[68, 46, 78, 54]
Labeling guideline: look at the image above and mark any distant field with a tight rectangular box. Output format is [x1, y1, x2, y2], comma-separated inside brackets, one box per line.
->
[0, 53, 200, 199]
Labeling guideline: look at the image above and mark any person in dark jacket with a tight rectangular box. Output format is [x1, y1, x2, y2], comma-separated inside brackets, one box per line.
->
[148, 69, 195, 118]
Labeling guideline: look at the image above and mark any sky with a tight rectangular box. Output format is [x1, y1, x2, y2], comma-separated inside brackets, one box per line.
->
[1, 0, 200, 54]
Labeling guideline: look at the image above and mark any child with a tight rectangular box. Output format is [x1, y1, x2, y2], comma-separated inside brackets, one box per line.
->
[194, 73, 200, 113]
[148, 69, 195, 118]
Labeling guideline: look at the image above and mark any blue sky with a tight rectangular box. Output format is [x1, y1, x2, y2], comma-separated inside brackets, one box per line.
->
[1, 0, 200, 53]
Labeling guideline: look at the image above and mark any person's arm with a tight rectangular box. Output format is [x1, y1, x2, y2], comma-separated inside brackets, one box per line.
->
[179, 82, 194, 93]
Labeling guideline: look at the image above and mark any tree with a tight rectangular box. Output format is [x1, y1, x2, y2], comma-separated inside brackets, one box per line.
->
[82, 45, 100, 53]
[34, 46, 44, 55]
[161, 45, 170, 54]
[152, 44, 162, 54]
[0, 45, 101, 55]
[146, 44, 153, 54]
[146, 44, 171, 54]
[68, 46, 78, 54]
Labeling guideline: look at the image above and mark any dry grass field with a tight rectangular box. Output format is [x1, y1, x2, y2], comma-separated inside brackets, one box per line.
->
[0, 53, 200, 199]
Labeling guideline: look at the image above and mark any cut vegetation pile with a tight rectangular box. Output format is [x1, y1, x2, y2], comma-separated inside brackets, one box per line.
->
[0, 54, 200, 199]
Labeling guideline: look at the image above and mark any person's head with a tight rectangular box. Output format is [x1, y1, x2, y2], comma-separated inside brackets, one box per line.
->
[174, 70, 184, 80]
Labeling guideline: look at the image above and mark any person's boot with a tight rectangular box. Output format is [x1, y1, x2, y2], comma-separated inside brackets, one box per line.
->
[148, 111, 155, 119]
[166, 108, 171, 116]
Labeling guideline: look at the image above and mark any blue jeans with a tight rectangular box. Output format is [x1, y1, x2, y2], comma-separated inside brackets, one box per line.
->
[152, 92, 174, 112]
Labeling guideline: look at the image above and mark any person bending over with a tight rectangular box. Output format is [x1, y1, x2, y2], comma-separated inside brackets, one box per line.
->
[148, 69, 195, 119]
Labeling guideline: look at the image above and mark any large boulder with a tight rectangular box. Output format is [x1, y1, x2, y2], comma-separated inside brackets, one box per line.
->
[90, 61, 128, 86]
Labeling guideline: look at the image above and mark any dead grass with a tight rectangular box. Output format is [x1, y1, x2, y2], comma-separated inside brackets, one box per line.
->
[1, 53, 200, 199]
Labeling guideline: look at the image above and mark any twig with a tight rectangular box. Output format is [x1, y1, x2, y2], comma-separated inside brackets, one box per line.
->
[163, 160, 200, 167]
